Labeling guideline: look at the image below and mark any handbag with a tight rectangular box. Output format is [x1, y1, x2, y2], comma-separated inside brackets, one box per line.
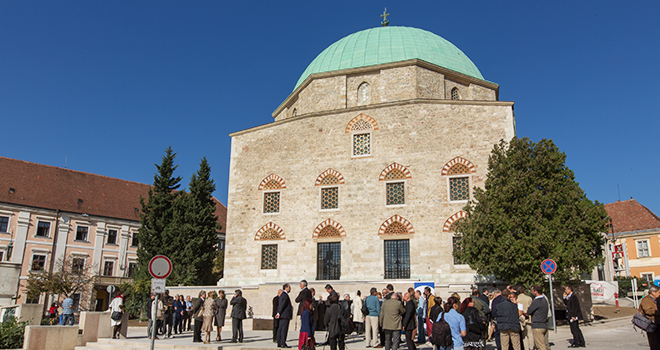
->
[632, 312, 657, 333]
[197, 305, 205, 318]
[111, 311, 123, 321]
[301, 337, 315, 350]
[361, 303, 370, 317]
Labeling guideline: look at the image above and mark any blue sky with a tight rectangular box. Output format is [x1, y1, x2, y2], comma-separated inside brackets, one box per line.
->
[2, 1, 659, 215]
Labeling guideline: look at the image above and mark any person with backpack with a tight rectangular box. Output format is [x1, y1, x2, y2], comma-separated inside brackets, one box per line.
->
[432, 296, 466, 350]
[325, 295, 346, 350]
[459, 297, 485, 350]
[380, 291, 405, 350]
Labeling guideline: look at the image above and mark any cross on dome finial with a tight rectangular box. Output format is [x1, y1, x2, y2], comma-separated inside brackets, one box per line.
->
[380, 8, 390, 27]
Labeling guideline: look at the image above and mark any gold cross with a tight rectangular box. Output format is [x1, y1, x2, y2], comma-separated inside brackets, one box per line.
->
[381, 8, 390, 27]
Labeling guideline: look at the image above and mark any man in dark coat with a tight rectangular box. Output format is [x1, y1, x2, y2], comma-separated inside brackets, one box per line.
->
[325, 284, 339, 306]
[490, 289, 505, 350]
[563, 286, 585, 348]
[296, 280, 313, 315]
[496, 289, 521, 350]
[272, 289, 282, 342]
[276, 283, 293, 348]
[230, 289, 247, 343]
[402, 292, 417, 350]
[325, 294, 345, 350]
[191, 291, 206, 343]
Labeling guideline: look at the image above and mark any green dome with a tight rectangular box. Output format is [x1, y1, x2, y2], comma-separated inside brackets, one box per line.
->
[293, 26, 484, 91]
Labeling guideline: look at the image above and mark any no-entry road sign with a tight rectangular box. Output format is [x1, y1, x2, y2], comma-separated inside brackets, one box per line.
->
[149, 255, 172, 279]
[541, 259, 557, 275]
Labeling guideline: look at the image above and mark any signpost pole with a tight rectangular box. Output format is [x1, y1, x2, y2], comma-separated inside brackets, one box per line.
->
[150, 293, 158, 350]
[549, 275, 556, 333]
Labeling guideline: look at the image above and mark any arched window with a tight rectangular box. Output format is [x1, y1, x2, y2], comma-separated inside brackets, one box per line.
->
[444, 211, 468, 266]
[442, 157, 475, 202]
[258, 174, 286, 214]
[451, 87, 460, 100]
[292, 108, 297, 117]
[316, 169, 345, 211]
[346, 114, 378, 157]
[358, 82, 371, 105]
[379, 163, 411, 206]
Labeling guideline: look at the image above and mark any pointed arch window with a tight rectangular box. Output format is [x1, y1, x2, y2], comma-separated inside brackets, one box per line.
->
[380, 163, 412, 207]
[358, 82, 371, 105]
[346, 114, 378, 158]
[442, 157, 475, 202]
[316, 169, 345, 211]
[259, 174, 287, 214]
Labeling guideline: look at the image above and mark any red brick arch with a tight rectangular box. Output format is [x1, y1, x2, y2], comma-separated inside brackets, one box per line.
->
[258, 174, 287, 190]
[443, 211, 467, 232]
[254, 222, 286, 241]
[345, 113, 379, 133]
[313, 219, 346, 238]
[378, 215, 415, 235]
[441, 157, 476, 176]
[315, 169, 346, 186]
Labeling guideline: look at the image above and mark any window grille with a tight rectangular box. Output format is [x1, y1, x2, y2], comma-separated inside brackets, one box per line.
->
[451, 87, 460, 100]
[317, 242, 341, 280]
[261, 244, 278, 269]
[321, 187, 339, 210]
[263, 192, 280, 213]
[386, 182, 405, 205]
[449, 177, 469, 201]
[384, 239, 410, 279]
[353, 133, 371, 156]
[453, 236, 466, 265]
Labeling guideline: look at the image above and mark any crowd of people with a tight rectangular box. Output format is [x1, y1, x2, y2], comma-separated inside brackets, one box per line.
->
[138, 281, 587, 350]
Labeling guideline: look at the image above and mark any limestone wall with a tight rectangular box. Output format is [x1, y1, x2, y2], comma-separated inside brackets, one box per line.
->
[225, 99, 515, 287]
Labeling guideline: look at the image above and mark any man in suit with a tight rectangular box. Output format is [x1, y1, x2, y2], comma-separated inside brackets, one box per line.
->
[230, 289, 247, 343]
[402, 292, 417, 350]
[276, 283, 293, 348]
[272, 289, 282, 342]
[295, 279, 313, 330]
[191, 290, 206, 343]
[563, 286, 585, 348]
[380, 292, 405, 350]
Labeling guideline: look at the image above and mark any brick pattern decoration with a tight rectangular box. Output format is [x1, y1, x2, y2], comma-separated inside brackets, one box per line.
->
[443, 211, 468, 233]
[254, 222, 286, 241]
[379, 163, 412, 181]
[313, 219, 346, 238]
[378, 215, 415, 235]
[345, 113, 379, 133]
[315, 169, 346, 186]
[258, 174, 287, 190]
[441, 157, 476, 176]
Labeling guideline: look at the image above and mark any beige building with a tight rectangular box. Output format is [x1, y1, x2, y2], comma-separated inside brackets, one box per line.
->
[223, 26, 516, 288]
[0, 157, 227, 312]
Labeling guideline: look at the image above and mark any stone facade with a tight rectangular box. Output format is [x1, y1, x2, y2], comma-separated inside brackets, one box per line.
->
[223, 60, 515, 287]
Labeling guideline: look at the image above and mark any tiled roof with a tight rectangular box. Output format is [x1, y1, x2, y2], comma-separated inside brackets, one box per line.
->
[604, 199, 660, 234]
[0, 157, 227, 230]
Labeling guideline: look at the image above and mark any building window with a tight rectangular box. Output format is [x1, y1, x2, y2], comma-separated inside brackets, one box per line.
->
[36, 221, 51, 237]
[131, 231, 139, 247]
[0, 216, 9, 233]
[0, 251, 4, 261]
[261, 244, 278, 270]
[317, 242, 341, 280]
[26, 294, 40, 304]
[453, 236, 466, 265]
[107, 229, 118, 245]
[637, 240, 651, 258]
[72, 257, 85, 275]
[449, 177, 470, 201]
[263, 191, 281, 214]
[451, 87, 460, 100]
[352, 133, 371, 156]
[127, 262, 137, 277]
[384, 239, 410, 279]
[321, 187, 339, 210]
[641, 273, 654, 282]
[292, 108, 297, 117]
[75, 226, 89, 241]
[358, 82, 371, 105]
[31, 254, 46, 271]
[72, 293, 81, 309]
[103, 261, 114, 276]
[386, 182, 405, 206]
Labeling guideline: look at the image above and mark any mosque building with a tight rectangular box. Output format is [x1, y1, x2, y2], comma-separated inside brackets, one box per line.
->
[222, 23, 515, 289]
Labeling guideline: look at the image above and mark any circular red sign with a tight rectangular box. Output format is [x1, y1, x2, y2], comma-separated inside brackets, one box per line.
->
[541, 259, 557, 275]
[148, 255, 172, 279]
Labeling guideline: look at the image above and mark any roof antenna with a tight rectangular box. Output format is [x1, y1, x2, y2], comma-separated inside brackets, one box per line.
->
[65, 156, 68, 169]
[380, 8, 390, 27]
[617, 183, 620, 201]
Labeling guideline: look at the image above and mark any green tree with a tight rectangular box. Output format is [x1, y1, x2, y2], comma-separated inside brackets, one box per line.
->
[136, 147, 182, 282]
[169, 157, 221, 285]
[454, 137, 608, 287]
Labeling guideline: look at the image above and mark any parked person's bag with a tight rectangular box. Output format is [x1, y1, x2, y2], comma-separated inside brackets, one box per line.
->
[111, 311, 123, 321]
[632, 312, 657, 333]
[431, 312, 453, 347]
[361, 303, 370, 317]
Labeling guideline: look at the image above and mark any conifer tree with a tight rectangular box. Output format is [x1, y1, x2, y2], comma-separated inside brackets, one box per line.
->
[454, 137, 608, 286]
[136, 147, 182, 281]
[169, 157, 221, 285]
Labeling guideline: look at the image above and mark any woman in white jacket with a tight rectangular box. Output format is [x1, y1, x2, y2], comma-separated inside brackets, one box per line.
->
[108, 292, 125, 339]
[351, 290, 364, 335]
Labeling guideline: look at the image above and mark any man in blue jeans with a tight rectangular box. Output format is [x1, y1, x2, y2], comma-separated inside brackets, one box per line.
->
[61, 295, 75, 325]
[414, 290, 426, 344]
